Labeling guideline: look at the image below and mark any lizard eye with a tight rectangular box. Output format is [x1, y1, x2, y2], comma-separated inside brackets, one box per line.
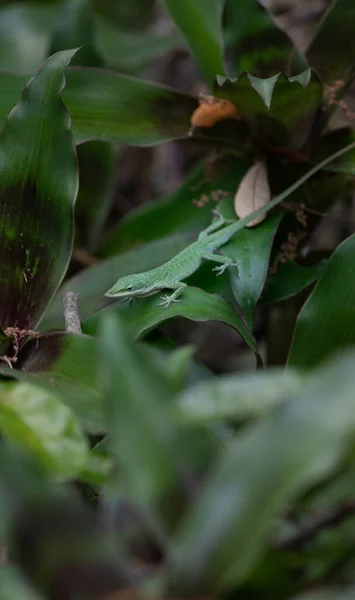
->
[126, 285, 133, 291]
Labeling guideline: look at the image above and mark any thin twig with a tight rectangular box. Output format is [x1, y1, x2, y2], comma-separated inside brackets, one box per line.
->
[277, 501, 355, 550]
[62, 292, 82, 334]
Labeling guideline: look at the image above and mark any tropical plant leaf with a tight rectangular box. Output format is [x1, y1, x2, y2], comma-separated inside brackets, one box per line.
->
[75, 141, 116, 252]
[223, 0, 308, 78]
[0, 49, 78, 333]
[288, 234, 355, 369]
[40, 231, 195, 331]
[306, 0, 355, 85]
[262, 260, 326, 304]
[94, 13, 181, 74]
[178, 369, 302, 424]
[0, 380, 88, 478]
[0, 67, 197, 146]
[163, 0, 226, 85]
[99, 311, 217, 527]
[99, 156, 251, 257]
[96, 286, 258, 353]
[214, 69, 323, 149]
[216, 198, 281, 328]
[168, 352, 355, 592]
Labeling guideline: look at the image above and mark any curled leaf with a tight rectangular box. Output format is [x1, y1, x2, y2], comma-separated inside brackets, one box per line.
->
[189, 94, 241, 135]
[234, 162, 271, 227]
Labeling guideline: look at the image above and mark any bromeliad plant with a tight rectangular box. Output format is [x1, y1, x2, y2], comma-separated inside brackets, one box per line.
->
[3, 0, 355, 599]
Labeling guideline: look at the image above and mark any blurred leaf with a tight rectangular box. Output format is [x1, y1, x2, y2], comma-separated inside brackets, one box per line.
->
[223, 0, 308, 78]
[178, 369, 302, 424]
[306, 0, 355, 85]
[99, 312, 216, 525]
[93, 0, 155, 30]
[292, 590, 355, 600]
[100, 156, 251, 257]
[0, 2, 63, 73]
[0, 566, 45, 600]
[76, 141, 116, 252]
[40, 232, 195, 331]
[0, 381, 88, 478]
[218, 199, 281, 328]
[94, 14, 181, 74]
[0, 49, 78, 332]
[288, 234, 355, 369]
[163, 0, 226, 85]
[50, 0, 102, 67]
[16, 332, 104, 434]
[262, 260, 326, 304]
[168, 352, 355, 593]
[311, 129, 355, 175]
[214, 69, 322, 149]
[98, 286, 258, 353]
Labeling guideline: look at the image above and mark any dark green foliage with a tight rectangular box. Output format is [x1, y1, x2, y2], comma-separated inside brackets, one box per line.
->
[1, 1, 355, 599]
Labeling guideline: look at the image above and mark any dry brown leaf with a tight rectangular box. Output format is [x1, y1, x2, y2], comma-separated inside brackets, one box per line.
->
[234, 161, 271, 227]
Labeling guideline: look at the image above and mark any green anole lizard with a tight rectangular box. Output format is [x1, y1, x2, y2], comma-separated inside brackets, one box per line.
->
[105, 141, 355, 308]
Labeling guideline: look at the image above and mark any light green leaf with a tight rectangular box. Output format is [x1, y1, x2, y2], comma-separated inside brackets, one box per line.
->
[168, 352, 355, 592]
[178, 369, 302, 424]
[0, 382, 88, 478]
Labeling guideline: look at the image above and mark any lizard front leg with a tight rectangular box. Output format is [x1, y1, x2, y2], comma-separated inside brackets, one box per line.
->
[203, 252, 241, 275]
[157, 282, 187, 308]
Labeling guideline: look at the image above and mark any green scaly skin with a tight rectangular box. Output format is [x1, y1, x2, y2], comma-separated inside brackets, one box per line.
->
[105, 139, 355, 308]
[105, 211, 240, 308]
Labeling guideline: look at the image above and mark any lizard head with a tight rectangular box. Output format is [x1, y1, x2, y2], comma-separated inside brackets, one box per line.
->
[105, 273, 159, 299]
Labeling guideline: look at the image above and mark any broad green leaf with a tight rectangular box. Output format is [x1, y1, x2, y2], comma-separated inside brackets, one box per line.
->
[214, 69, 322, 149]
[306, 0, 355, 85]
[168, 352, 355, 592]
[178, 369, 302, 424]
[99, 312, 216, 524]
[163, 0, 226, 85]
[0, 49, 78, 332]
[262, 260, 326, 304]
[75, 141, 116, 252]
[0, 2, 63, 73]
[94, 286, 258, 353]
[0, 381, 88, 478]
[40, 231, 194, 331]
[223, 0, 308, 78]
[0, 68, 197, 146]
[99, 156, 251, 257]
[94, 14, 181, 74]
[219, 199, 281, 328]
[288, 234, 355, 369]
